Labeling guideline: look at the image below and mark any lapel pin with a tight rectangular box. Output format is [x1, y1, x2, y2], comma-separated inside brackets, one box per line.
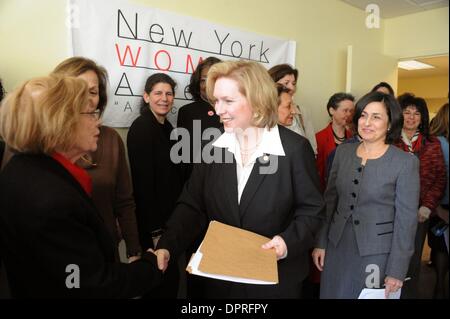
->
[207, 110, 215, 117]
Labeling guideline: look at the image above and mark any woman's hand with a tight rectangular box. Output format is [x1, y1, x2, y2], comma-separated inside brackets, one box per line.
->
[262, 235, 287, 260]
[384, 276, 403, 298]
[312, 248, 325, 271]
[149, 248, 170, 272]
[128, 255, 141, 263]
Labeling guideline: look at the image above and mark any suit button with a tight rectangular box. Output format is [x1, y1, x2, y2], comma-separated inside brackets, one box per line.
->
[354, 220, 360, 225]
[353, 179, 359, 185]
[350, 205, 354, 210]
[357, 167, 362, 172]
[351, 192, 356, 198]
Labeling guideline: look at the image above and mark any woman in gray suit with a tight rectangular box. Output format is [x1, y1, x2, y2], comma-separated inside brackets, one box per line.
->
[312, 91, 420, 299]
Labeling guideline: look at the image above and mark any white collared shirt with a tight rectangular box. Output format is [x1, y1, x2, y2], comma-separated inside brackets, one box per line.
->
[213, 125, 285, 203]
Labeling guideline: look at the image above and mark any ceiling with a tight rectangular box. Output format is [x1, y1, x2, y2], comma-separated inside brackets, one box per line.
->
[341, 0, 449, 18]
[398, 55, 449, 78]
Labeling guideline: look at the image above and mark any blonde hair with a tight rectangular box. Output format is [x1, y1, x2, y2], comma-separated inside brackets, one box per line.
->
[0, 74, 89, 154]
[430, 103, 449, 141]
[206, 60, 278, 128]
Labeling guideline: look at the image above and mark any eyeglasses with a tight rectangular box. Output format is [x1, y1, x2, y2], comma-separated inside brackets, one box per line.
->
[80, 109, 101, 120]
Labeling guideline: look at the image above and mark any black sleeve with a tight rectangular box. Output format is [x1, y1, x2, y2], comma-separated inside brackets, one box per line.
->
[280, 138, 325, 259]
[156, 163, 208, 258]
[33, 203, 162, 298]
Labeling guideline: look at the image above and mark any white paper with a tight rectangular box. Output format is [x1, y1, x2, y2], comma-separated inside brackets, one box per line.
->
[187, 246, 277, 285]
[358, 288, 401, 299]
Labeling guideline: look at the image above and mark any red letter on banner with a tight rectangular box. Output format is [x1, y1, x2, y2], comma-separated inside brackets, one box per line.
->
[154, 50, 172, 71]
[115, 44, 142, 66]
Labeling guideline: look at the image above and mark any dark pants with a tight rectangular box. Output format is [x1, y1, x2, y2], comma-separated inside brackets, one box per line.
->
[402, 221, 429, 299]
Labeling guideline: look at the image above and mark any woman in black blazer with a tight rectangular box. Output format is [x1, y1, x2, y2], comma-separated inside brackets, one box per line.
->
[155, 61, 324, 298]
[177, 56, 222, 183]
[127, 73, 183, 298]
[0, 75, 162, 298]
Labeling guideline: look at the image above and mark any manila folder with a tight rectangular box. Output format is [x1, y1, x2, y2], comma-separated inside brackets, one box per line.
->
[191, 220, 278, 284]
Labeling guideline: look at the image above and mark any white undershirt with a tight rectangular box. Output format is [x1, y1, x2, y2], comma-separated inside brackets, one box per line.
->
[213, 125, 285, 203]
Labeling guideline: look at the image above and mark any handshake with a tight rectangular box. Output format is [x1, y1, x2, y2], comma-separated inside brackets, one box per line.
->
[146, 248, 170, 272]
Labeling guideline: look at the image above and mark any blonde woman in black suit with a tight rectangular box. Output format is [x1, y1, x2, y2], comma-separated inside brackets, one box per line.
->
[154, 61, 324, 298]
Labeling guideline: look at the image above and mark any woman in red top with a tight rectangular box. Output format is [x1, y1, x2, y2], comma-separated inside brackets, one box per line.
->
[315, 93, 355, 191]
[395, 93, 446, 299]
[0, 75, 162, 298]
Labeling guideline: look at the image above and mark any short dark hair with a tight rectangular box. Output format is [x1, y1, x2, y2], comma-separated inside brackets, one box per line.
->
[140, 73, 177, 114]
[397, 92, 430, 139]
[0, 79, 5, 102]
[326, 92, 355, 117]
[268, 64, 298, 82]
[276, 83, 292, 106]
[353, 91, 403, 144]
[371, 82, 395, 96]
[188, 57, 221, 101]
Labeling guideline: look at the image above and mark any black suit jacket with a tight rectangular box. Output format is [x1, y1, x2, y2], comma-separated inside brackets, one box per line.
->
[0, 154, 162, 298]
[177, 100, 223, 182]
[158, 125, 325, 298]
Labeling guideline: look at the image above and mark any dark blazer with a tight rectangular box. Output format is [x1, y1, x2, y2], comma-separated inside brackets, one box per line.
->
[158, 125, 325, 298]
[127, 109, 183, 250]
[177, 100, 223, 182]
[0, 154, 162, 298]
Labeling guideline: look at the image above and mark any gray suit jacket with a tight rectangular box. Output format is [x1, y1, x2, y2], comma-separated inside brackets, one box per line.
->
[316, 142, 420, 280]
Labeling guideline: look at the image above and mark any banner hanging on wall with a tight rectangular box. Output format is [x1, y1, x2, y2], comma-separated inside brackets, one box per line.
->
[69, 0, 296, 127]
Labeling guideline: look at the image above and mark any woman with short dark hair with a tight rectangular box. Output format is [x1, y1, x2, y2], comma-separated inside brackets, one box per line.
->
[313, 91, 420, 299]
[315, 92, 355, 191]
[395, 93, 446, 299]
[371, 82, 395, 96]
[268, 64, 317, 154]
[127, 73, 183, 298]
[177, 57, 223, 182]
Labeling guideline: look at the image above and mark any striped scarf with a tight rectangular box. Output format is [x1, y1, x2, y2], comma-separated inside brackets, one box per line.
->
[401, 130, 422, 154]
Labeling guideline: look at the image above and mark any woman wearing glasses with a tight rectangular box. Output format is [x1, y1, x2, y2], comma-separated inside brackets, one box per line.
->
[52, 57, 142, 263]
[0, 75, 162, 298]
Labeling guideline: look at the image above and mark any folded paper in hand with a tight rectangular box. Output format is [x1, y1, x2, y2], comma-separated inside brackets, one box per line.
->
[186, 221, 278, 285]
[358, 288, 401, 299]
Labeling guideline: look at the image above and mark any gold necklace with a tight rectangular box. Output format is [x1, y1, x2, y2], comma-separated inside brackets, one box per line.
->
[79, 154, 98, 167]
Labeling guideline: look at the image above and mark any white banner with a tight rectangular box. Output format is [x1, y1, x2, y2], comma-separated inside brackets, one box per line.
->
[69, 0, 296, 127]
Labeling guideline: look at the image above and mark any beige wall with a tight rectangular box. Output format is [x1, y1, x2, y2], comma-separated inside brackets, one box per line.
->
[384, 7, 449, 59]
[398, 75, 449, 115]
[0, 0, 396, 132]
[0, 0, 448, 132]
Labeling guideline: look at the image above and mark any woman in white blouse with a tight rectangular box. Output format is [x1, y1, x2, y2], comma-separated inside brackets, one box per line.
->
[154, 60, 324, 298]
